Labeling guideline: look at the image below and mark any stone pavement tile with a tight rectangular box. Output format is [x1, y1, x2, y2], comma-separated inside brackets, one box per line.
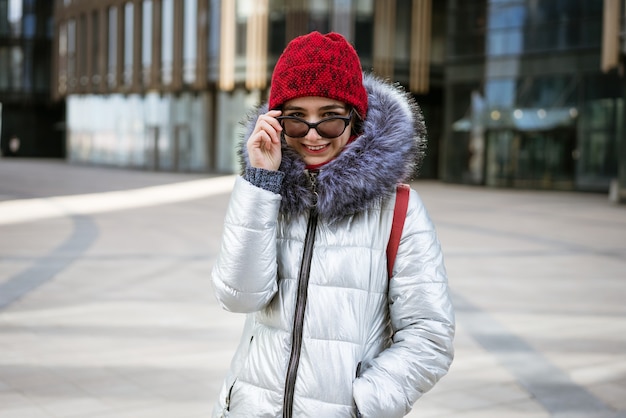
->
[0, 391, 32, 408]
[2, 164, 625, 417]
[0, 405, 51, 418]
[407, 326, 537, 418]
[0, 364, 65, 392]
[0, 159, 210, 199]
[0, 218, 72, 258]
[589, 376, 626, 411]
[36, 396, 110, 418]
[87, 401, 210, 418]
[570, 358, 626, 386]
[445, 398, 550, 418]
[0, 263, 32, 287]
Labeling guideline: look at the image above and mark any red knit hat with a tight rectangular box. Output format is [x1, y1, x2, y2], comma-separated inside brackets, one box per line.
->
[269, 32, 368, 118]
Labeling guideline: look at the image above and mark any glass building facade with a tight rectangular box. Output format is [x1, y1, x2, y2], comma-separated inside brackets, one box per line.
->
[0, 0, 65, 157]
[52, 0, 445, 177]
[443, 0, 626, 193]
[50, 0, 625, 197]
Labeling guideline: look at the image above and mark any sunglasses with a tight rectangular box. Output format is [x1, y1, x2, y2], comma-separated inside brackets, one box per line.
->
[276, 110, 353, 139]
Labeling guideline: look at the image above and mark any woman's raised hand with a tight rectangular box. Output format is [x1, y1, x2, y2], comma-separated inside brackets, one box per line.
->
[247, 110, 283, 171]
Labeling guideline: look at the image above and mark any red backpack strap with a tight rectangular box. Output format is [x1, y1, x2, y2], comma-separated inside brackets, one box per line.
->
[386, 184, 410, 280]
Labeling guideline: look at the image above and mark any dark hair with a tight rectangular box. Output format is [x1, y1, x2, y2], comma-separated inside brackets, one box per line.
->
[351, 106, 364, 135]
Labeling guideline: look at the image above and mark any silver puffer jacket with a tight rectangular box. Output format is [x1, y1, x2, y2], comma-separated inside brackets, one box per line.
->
[212, 74, 454, 418]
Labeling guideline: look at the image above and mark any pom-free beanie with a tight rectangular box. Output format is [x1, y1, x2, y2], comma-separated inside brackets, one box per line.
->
[269, 31, 368, 118]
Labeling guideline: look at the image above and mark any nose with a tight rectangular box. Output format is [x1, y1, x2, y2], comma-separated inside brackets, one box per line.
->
[304, 126, 322, 140]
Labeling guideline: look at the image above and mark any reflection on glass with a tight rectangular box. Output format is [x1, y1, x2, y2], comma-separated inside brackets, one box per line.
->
[91, 11, 99, 87]
[108, 6, 117, 88]
[57, 22, 67, 92]
[485, 79, 515, 107]
[161, 0, 173, 85]
[8, 0, 22, 36]
[142, 0, 152, 85]
[67, 19, 75, 88]
[11, 45, 22, 89]
[183, 0, 197, 84]
[124, 2, 133, 86]
[0, 48, 8, 89]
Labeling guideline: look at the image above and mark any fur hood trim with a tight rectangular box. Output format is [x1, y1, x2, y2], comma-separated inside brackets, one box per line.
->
[239, 73, 426, 222]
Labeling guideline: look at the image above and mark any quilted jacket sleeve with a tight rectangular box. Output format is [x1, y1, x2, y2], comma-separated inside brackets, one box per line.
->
[353, 189, 455, 417]
[211, 176, 282, 313]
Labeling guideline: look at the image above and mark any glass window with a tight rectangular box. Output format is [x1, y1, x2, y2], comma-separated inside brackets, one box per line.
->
[235, 0, 247, 58]
[0, 47, 8, 90]
[78, 14, 87, 87]
[268, 1, 286, 58]
[0, 0, 8, 37]
[46, 12, 53, 39]
[524, 1, 603, 52]
[309, 0, 329, 33]
[33, 39, 49, 92]
[354, 0, 373, 60]
[23, 41, 32, 92]
[108, 7, 117, 88]
[448, 1, 486, 58]
[91, 11, 100, 87]
[10, 45, 23, 90]
[8, 0, 22, 36]
[395, 0, 411, 63]
[485, 78, 515, 107]
[183, 0, 197, 84]
[330, 0, 352, 38]
[22, 0, 35, 37]
[487, 0, 525, 29]
[142, 0, 152, 85]
[207, 0, 220, 80]
[161, 0, 173, 85]
[582, 131, 615, 176]
[487, 28, 523, 56]
[578, 73, 621, 186]
[124, 2, 134, 86]
[517, 75, 578, 108]
[57, 22, 67, 93]
[67, 18, 76, 88]
[23, 12, 34, 38]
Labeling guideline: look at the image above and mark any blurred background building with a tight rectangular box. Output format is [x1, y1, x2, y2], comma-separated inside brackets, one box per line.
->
[445, 0, 625, 197]
[0, 0, 65, 158]
[3, 0, 625, 200]
[48, 0, 446, 177]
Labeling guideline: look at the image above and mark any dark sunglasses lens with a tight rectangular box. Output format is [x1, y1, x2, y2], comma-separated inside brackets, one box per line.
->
[317, 119, 346, 138]
[281, 116, 349, 138]
[282, 120, 309, 137]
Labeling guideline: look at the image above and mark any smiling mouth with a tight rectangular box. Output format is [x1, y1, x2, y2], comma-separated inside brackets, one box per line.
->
[305, 144, 329, 152]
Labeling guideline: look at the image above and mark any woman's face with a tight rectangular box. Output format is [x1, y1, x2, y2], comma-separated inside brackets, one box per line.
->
[281, 96, 352, 167]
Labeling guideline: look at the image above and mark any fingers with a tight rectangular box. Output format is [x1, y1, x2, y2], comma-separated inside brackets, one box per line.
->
[247, 110, 283, 171]
[252, 110, 282, 144]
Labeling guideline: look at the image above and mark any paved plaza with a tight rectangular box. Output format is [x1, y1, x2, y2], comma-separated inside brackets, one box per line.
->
[0, 158, 625, 417]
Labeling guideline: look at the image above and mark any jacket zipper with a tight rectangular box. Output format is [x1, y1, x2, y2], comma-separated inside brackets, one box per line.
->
[283, 171, 319, 418]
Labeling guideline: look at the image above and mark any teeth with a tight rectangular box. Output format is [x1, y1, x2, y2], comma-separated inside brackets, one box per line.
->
[307, 144, 327, 151]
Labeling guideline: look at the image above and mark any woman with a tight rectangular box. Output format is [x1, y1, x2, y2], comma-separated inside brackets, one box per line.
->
[212, 31, 454, 418]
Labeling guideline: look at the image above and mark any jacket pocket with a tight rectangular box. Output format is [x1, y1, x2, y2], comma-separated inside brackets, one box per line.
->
[220, 378, 237, 417]
[354, 362, 362, 417]
[223, 334, 254, 416]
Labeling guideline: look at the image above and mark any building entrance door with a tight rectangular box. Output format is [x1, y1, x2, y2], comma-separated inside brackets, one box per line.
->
[486, 128, 575, 189]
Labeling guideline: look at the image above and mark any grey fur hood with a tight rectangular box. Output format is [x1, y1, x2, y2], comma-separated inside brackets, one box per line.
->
[239, 73, 427, 222]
